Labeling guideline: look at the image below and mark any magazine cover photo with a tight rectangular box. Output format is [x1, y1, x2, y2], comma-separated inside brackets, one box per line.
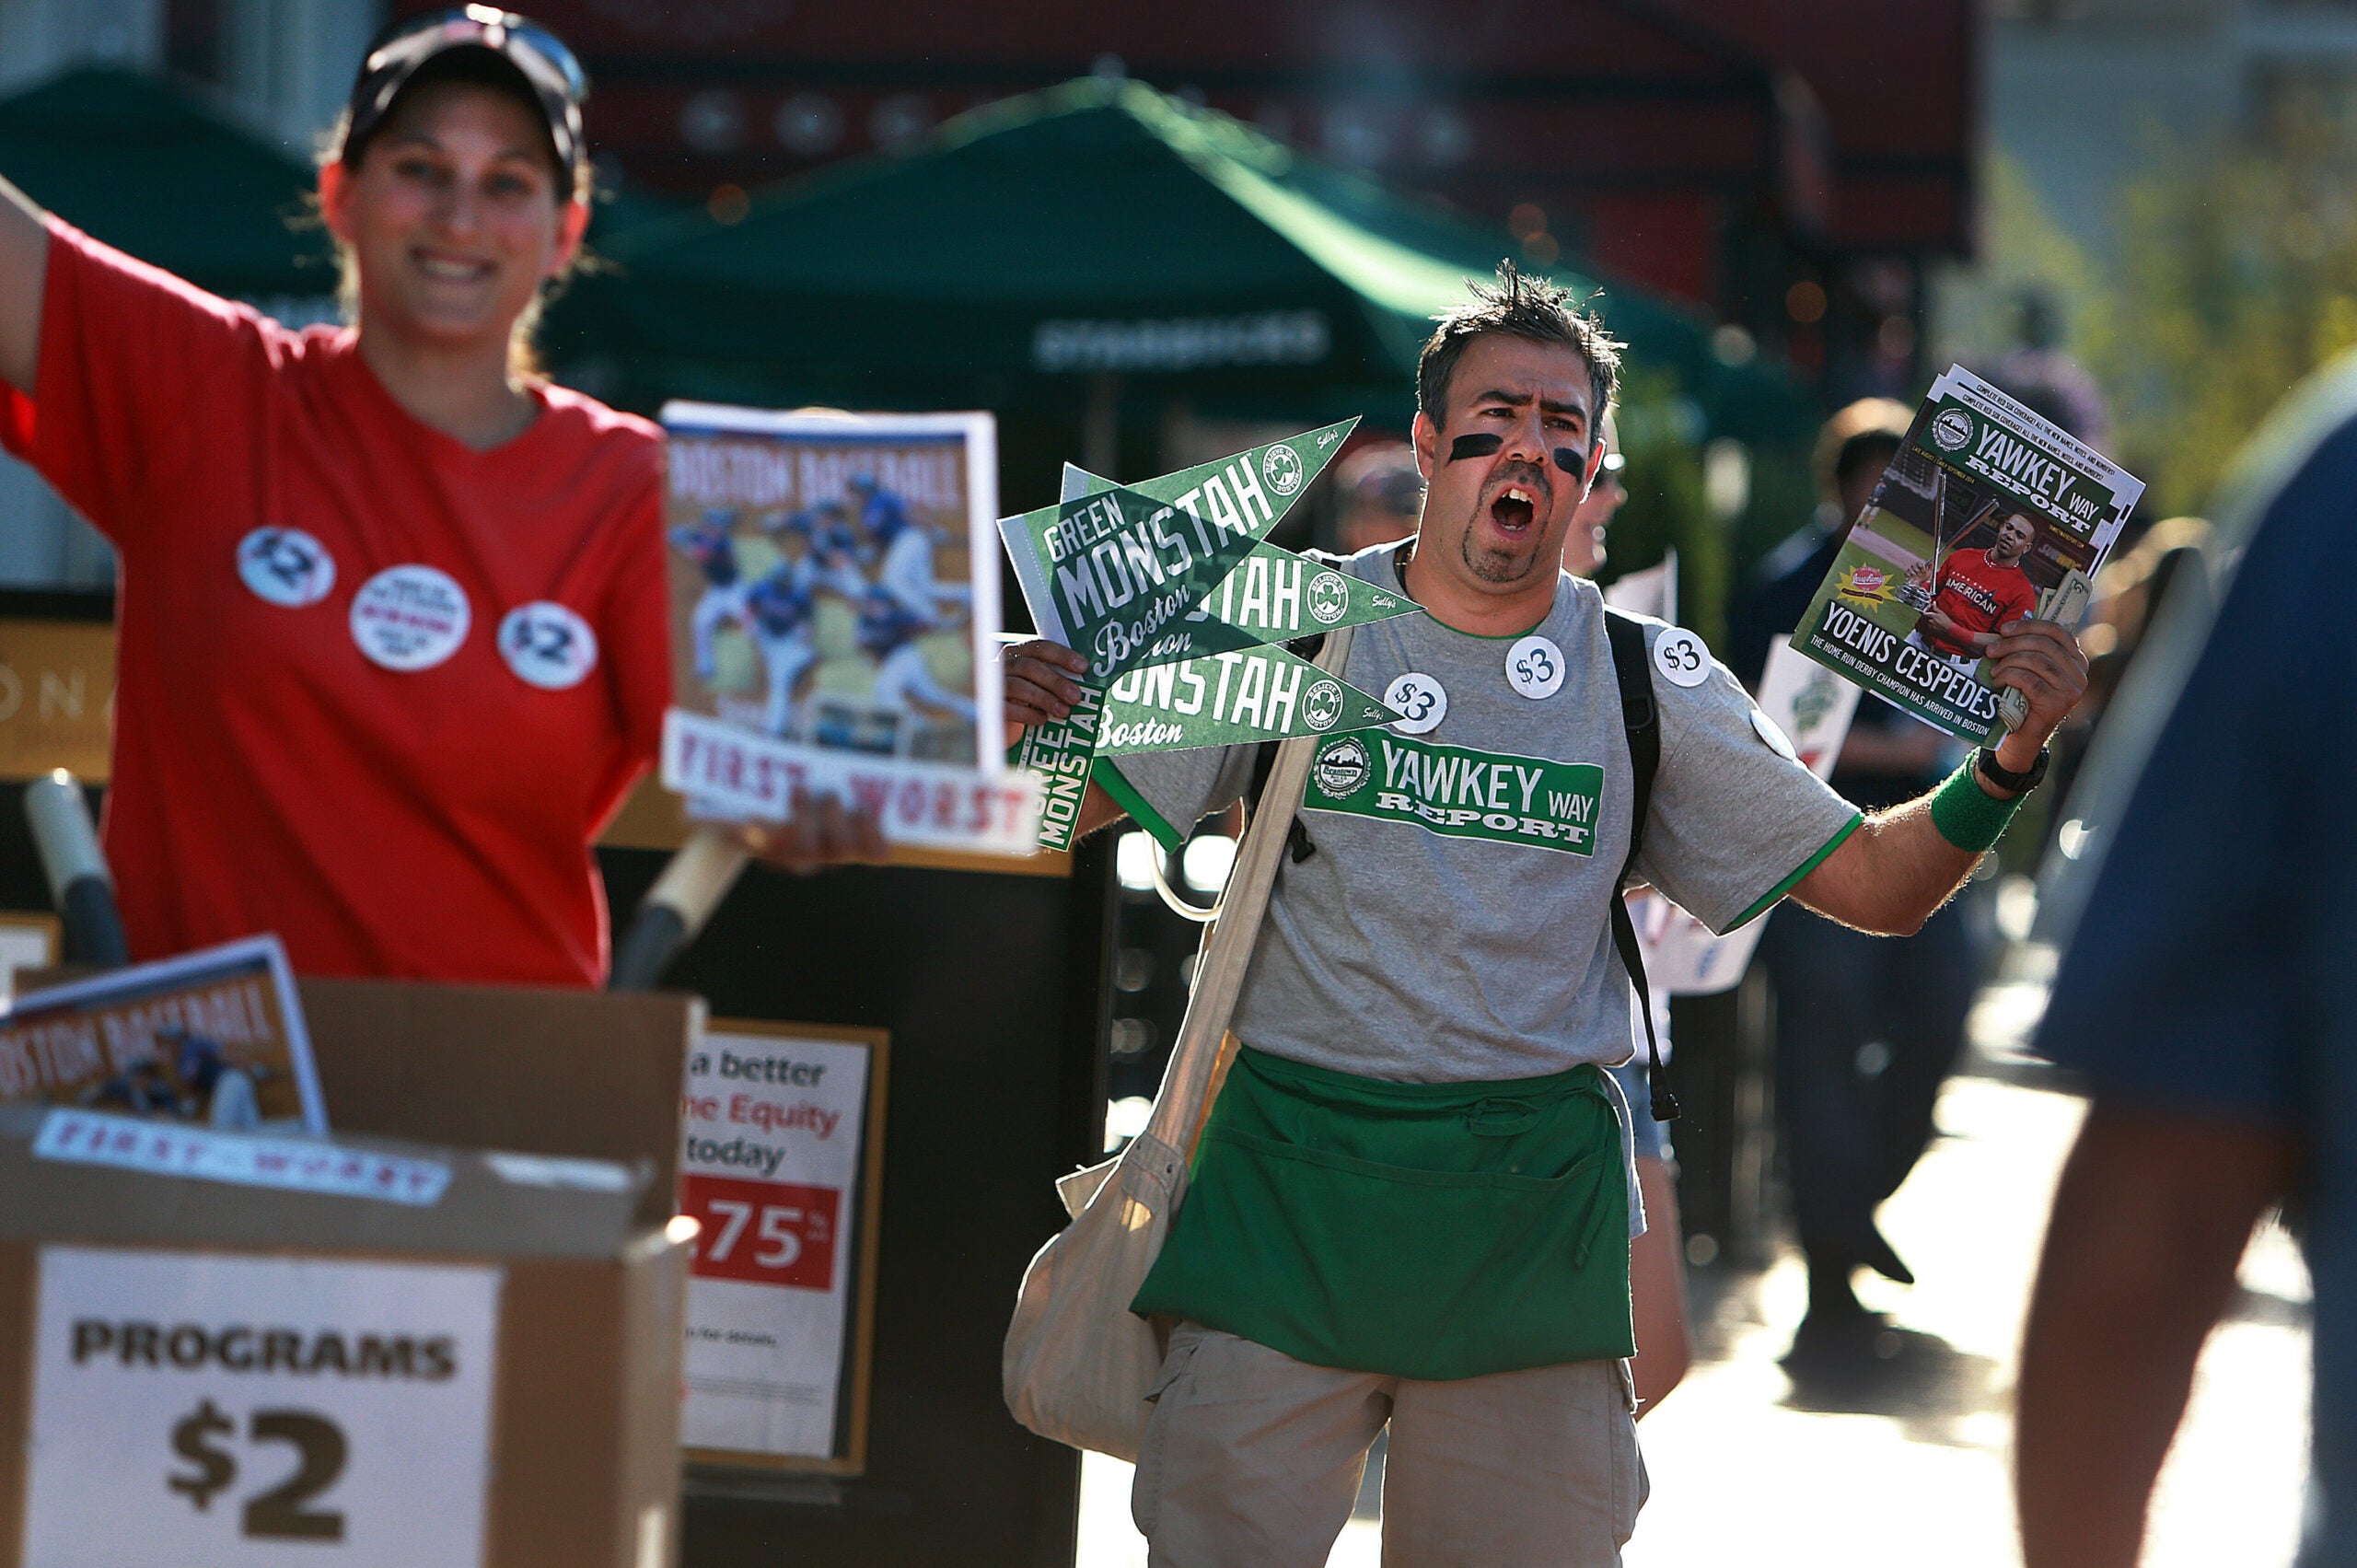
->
[664, 406, 997, 771]
[1789, 366, 2142, 744]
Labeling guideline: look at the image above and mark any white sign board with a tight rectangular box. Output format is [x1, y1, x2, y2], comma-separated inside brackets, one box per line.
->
[1635, 637, 1862, 995]
[23, 1249, 501, 1568]
[678, 1026, 882, 1468]
[665, 709, 1040, 854]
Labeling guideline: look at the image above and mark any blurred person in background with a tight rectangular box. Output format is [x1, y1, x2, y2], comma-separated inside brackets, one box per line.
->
[1991, 292, 2112, 457]
[1728, 398, 1984, 1365]
[1333, 440, 1424, 554]
[2015, 364, 2346, 1568]
[0, 8, 874, 985]
[1580, 411, 1697, 1417]
[2041, 515, 2212, 834]
[1565, 411, 1625, 579]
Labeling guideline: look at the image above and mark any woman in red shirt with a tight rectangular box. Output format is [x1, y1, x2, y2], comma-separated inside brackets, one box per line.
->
[0, 11, 872, 985]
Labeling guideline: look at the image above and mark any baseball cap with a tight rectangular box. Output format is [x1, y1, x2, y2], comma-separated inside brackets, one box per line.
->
[337, 6, 587, 179]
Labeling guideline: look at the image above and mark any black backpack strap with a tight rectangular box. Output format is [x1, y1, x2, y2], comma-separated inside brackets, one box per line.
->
[1602, 609, 1678, 1122]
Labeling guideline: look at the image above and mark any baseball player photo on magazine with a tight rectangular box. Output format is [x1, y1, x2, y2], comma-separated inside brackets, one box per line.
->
[0, 935, 324, 1134]
[656, 404, 1038, 855]
[1787, 365, 2144, 745]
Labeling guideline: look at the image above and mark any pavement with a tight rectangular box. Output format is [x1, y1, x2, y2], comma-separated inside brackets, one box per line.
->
[1074, 950, 2314, 1566]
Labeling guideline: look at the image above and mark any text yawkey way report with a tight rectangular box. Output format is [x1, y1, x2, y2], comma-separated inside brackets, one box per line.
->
[1787, 365, 2144, 745]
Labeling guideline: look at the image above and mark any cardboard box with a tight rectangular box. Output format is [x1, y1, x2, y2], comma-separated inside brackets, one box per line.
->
[0, 1104, 691, 1568]
[0, 977, 704, 1567]
[294, 979, 700, 1229]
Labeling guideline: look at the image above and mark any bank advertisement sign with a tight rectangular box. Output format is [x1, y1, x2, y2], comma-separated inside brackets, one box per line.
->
[678, 1023, 888, 1474]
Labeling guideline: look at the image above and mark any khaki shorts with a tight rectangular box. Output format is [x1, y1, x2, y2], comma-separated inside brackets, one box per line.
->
[1132, 1321, 1647, 1568]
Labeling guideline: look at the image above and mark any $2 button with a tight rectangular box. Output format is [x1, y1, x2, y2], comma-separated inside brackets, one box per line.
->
[1385, 673, 1447, 734]
[499, 601, 598, 691]
[236, 528, 335, 609]
[1505, 635, 1564, 700]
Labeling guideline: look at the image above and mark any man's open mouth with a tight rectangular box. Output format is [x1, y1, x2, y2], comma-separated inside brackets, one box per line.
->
[1489, 485, 1539, 534]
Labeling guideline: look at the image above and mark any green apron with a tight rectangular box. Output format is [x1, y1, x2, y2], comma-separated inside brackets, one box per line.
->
[1132, 1046, 1633, 1381]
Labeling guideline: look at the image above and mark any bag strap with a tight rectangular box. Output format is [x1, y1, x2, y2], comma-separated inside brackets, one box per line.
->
[1140, 624, 1358, 1152]
[1247, 633, 1326, 864]
[1602, 609, 1678, 1123]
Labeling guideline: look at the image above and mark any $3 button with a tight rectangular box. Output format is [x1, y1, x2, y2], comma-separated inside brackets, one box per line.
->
[1384, 672, 1447, 734]
[1506, 635, 1564, 700]
[1652, 627, 1712, 689]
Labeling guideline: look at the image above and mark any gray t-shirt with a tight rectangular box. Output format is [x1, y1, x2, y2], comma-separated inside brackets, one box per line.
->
[1105, 542, 1861, 1086]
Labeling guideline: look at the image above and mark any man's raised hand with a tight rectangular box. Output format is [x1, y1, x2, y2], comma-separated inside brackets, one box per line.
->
[1003, 639, 1091, 737]
[1987, 618, 2090, 749]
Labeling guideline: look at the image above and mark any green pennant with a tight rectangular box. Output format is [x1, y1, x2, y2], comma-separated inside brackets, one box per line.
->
[1096, 418, 1357, 511]
[1095, 641, 1402, 755]
[1191, 540, 1416, 641]
[1000, 420, 1359, 684]
[1064, 464, 1419, 663]
[1006, 684, 1105, 854]
[997, 479, 1270, 687]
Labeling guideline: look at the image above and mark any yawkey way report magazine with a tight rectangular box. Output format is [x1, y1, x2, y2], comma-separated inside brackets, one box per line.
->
[1788, 365, 2145, 746]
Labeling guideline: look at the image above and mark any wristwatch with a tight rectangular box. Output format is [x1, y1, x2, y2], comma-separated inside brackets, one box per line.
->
[1974, 745, 2050, 795]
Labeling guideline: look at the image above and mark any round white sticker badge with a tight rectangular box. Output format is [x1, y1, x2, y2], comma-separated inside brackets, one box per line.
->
[1652, 627, 1712, 689]
[498, 601, 599, 691]
[1385, 672, 1448, 734]
[1751, 708, 1800, 761]
[350, 565, 470, 672]
[236, 527, 336, 609]
[1505, 635, 1565, 701]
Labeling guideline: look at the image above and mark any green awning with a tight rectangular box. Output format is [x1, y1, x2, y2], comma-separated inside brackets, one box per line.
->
[575, 78, 1789, 430]
[0, 67, 332, 301]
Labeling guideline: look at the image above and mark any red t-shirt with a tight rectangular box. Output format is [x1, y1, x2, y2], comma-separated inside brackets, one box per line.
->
[1924, 548, 2038, 656]
[1, 220, 670, 986]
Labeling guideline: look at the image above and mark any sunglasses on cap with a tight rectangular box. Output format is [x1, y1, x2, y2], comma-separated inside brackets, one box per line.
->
[341, 6, 588, 173]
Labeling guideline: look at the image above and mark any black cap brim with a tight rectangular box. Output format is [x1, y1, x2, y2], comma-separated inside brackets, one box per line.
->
[339, 13, 584, 180]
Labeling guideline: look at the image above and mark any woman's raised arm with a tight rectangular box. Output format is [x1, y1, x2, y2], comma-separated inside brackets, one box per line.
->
[0, 173, 48, 395]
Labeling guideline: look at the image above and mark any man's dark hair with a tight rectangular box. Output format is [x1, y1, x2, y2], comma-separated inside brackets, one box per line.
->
[1416, 261, 1623, 426]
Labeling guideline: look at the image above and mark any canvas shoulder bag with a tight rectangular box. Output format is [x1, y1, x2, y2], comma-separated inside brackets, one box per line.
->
[1000, 625, 1356, 1460]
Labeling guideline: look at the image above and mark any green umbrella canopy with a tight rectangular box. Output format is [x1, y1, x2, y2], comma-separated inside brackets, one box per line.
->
[585, 78, 1771, 424]
[0, 67, 333, 301]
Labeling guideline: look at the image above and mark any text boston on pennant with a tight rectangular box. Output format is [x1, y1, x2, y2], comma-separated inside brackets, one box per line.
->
[998, 421, 1358, 683]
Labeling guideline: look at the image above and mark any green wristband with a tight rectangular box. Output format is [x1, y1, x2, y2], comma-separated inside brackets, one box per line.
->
[1928, 758, 2022, 854]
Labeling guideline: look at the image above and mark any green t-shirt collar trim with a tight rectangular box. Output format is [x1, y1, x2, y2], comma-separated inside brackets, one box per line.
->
[1725, 811, 1864, 931]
